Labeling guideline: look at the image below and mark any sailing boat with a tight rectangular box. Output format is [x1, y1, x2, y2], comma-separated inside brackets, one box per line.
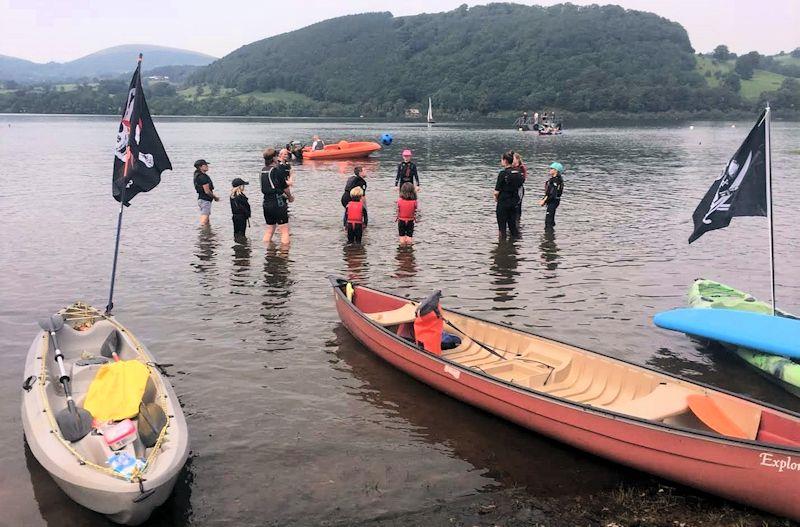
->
[427, 97, 435, 125]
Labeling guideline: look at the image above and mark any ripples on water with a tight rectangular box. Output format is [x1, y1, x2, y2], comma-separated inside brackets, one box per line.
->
[0, 116, 798, 525]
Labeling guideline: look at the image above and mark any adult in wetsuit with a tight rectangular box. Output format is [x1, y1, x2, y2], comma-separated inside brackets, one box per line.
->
[261, 148, 294, 245]
[540, 162, 564, 229]
[494, 151, 524, 238]
[395, 149, 419, 191]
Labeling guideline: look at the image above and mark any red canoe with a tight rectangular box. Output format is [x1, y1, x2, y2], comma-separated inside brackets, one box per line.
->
[329, 277, 800, 520]
[302, 140, 381, 160]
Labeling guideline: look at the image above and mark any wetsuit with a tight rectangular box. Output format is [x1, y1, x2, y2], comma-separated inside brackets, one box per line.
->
[260, 165, 289, 225]
[397, 198, 417, 237]
[345, 199, 365, 244]
[395, 162, 419, 188]
[230, 193, 251, 235]
[495, 167, 524, 238]
[543, 174, 564, 228]
[341, 175, 368, 226]
[516, 163, 528, 222]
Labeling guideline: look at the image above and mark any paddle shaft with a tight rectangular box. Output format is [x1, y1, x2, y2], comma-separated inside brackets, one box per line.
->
[444, 318, 507, 360]
[47, 329, 80, 413]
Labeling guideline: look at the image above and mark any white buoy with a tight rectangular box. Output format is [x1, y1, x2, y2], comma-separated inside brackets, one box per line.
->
[731, 124, 736, 128]
[689, 125, 694, 130]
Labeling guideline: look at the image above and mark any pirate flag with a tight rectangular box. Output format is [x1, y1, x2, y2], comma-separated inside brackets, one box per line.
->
[688, 110, 767, 243]
[112, 54, 171, 205]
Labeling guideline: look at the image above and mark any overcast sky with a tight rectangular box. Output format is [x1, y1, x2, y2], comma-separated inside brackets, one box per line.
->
[1, 0, 798, 63]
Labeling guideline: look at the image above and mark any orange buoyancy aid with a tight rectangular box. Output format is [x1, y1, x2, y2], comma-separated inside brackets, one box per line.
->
[414, 305, 444, 355]
[346, 200, 364, 224]
[397, 198, 417, 221]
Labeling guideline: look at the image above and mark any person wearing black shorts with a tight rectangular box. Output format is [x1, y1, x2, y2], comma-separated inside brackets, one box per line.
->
[260, 148, 294, 245]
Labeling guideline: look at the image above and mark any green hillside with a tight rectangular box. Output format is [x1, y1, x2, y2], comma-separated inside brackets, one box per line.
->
[192, 4, 729, 114]
[695, 55, 789, 100]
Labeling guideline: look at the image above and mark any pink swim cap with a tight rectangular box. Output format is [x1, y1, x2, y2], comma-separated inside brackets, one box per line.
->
[402, 149, 412, 156]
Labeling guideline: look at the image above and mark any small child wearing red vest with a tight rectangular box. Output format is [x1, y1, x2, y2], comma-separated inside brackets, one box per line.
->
[344, 187, 366, 244]
[396, 182, 418, 245]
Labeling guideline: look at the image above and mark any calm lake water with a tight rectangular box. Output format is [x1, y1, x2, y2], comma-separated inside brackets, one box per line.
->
[1, 115, 799, 526]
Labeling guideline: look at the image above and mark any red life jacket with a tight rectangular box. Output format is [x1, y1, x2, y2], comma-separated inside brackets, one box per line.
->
[346, 200, 364, 224]
[397, 199, 417, 221]
[414, 305, 443, 355]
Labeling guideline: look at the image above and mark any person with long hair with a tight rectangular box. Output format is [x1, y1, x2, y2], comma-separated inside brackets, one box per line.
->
[396, 182, 418, 245]
[229, 178, 251, 237]
[512, 152, 528, 223]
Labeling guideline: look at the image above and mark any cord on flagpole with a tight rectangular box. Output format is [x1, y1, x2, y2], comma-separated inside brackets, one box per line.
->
[765, 103, 776, 316]
[106, 147, 130, 314]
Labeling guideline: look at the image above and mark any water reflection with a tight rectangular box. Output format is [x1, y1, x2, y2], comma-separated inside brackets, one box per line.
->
[330, 326, 641, 495]
[393, 244, 417, 278]
[342, 243, 368, 282]
[490, 240, 520, 305]
[230, 237, 252, 290]
[260, 243, 293, 334]
[539, 228, 560, 272]
[192, 226, 219, 274]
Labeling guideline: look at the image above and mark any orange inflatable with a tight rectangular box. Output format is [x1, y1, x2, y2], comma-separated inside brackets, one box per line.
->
[303, 141, 381, 160]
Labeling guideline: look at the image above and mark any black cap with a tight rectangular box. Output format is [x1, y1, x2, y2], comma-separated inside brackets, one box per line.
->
[194, 159, 209, 168]
[231, 177, 249, 187]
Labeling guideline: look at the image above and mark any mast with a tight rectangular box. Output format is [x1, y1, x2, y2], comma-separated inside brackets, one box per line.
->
[765, 104, 775, 315]
[427, 97, 433, 123]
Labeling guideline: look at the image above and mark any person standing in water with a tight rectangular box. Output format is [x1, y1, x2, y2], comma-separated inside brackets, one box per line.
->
[344, 187, 366, 245]
[540, 162, 564, 229]
[512, 152, 528, 223]
[229, 178, 251, 237]
[261, 148, 294, 245]
[396, 182, 418, 245]
[194, 159, 219, 226]
[494, 151, 524, 238]
[395, 149, 420, 193]
[341, 166, 368, 226]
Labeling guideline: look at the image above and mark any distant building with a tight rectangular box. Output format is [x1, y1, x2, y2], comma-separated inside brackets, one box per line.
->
[147, 75, 170, 81]
[405, 108, 420, 118]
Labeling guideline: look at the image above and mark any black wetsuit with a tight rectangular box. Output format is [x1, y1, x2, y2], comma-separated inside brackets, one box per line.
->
[230, 193, 251, 235]
[260, 165, 289, 225]
[543, 175, 564, 228]
[495, 167, 524, 238]
[395, 162, 419, 188]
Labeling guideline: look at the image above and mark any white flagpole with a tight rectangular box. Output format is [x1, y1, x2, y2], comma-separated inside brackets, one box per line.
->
[765, 103, 776, 315]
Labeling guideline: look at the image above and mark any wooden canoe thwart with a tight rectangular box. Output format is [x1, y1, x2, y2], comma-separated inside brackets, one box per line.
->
[328, 277, 800, 521]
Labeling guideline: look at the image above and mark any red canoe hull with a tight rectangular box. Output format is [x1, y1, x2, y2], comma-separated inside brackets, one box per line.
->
[331, 281, 800, 520]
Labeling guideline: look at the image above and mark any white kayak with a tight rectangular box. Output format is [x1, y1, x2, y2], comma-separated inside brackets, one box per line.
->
[21, 302, 189, 525]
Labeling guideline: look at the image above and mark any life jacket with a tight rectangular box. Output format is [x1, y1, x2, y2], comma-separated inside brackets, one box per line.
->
[397, 199, 417, 221]
[414, 291, 443, 355]
[346, 200, 364, 225]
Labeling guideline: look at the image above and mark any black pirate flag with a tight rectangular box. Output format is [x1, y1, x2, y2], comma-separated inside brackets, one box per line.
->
[112, 54, 171, 205]
[688, 110, 767, 243]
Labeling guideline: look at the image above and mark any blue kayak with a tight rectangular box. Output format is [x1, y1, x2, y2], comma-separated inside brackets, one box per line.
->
[654, 308, 800, 359]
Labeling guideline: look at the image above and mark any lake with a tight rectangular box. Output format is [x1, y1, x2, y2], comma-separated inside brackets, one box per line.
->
[1, 115, 798, 525]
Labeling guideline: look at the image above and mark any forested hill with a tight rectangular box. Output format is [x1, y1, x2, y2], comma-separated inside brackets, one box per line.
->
[191, 3, 725, 114]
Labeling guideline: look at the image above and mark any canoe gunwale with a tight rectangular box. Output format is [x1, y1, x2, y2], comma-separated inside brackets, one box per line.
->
[329, 276, 800, 454]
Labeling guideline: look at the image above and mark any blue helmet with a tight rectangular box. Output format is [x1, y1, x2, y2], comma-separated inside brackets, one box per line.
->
[549, 162, 564, 173]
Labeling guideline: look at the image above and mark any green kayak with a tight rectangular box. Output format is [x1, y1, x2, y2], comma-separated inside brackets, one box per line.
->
[688, 279, 800, 397]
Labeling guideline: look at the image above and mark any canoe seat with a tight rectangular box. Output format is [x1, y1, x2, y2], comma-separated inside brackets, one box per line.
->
[366, 303, 417, 326]
[687, 394, 761, 440]
[608, 383, 695, 421]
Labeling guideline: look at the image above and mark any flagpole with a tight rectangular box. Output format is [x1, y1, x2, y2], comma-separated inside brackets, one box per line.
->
[765, 103, 776, 316]
[106, 149, 130, 314]
[105, 53, 143, 315]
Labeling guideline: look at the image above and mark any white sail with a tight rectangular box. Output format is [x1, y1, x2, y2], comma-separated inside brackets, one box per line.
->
[427, 97, 434, 123]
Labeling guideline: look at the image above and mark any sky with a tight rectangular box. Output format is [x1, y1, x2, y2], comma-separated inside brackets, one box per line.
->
[1, 0, 798, 63]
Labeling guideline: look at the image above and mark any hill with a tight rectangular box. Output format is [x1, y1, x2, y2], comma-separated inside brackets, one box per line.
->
[0, 45, 216, 83]
[191, 4, 724, 114]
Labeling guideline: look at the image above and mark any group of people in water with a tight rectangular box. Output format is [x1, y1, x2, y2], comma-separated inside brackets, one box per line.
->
[192, 137, 564, 246]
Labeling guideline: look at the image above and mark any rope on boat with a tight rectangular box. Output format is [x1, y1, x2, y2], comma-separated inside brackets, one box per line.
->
[37, 302, 172, 482]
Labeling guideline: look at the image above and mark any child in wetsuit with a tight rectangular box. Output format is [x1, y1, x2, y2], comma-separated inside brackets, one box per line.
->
[344, 187, 366, 244]
[396, 182, 418, 245]
[229, 177, 251, 236]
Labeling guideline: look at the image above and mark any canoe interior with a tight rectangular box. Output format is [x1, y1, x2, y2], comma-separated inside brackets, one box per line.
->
[347, 284, 800, 449]
[39, 304, 165, 471]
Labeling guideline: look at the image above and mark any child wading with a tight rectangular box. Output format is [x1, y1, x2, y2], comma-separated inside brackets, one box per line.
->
[540, 162, 564, 229]
[229, 178, 251, 236]
[344, 187, 367, 244]
[396, 182, 418, 245]
[341, 166, 368, 226]
[395, 149, 420, 192]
